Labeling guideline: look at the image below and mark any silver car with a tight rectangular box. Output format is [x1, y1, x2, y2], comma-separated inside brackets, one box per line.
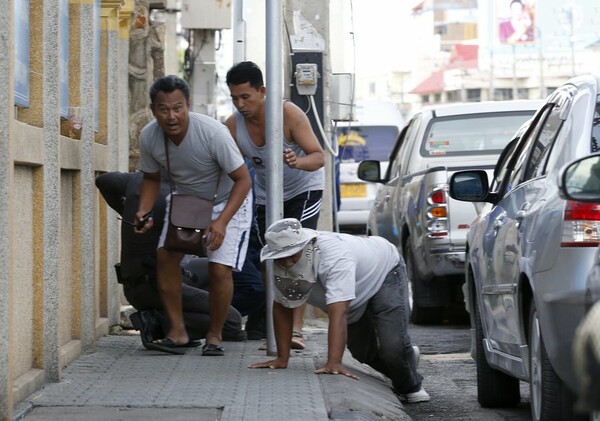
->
[449, 74, 600, 420]
[559, 153, 600, 419]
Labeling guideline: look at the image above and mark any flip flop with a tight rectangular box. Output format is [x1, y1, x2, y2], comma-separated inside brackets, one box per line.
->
[145, 338, 186, 355]
[202, 343, 225, 356]
[181, 339, 202, 348]
[291, 331, 305, 350]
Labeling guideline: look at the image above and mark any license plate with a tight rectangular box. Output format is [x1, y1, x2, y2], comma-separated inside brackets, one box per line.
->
[340, 183, 367, 198]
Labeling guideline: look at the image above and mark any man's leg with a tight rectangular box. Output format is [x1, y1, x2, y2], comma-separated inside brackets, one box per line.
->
[367, 262, 425, 395]
[206, 262, 234, 347]
[155, 247, 188, 345]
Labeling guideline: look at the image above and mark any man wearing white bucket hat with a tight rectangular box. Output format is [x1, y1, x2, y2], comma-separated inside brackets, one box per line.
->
[250, 218, 430, 403]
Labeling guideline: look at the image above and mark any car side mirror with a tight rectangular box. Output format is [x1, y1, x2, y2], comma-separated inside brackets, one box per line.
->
[559, 154, 600, 203]
[449, 170, 490, 202]
[357, 160, 383, 183]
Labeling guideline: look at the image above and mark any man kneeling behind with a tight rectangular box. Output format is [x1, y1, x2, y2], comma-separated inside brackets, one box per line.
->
[249, 218, 430, 403]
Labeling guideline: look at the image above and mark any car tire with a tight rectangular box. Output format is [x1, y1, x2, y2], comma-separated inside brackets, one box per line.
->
[528, 301, 585, 421]
[405, 243, 444, 325]
[474, 289, 520, 408]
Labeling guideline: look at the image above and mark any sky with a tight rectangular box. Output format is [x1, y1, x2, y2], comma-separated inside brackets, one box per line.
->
[333, 1, 414, 76]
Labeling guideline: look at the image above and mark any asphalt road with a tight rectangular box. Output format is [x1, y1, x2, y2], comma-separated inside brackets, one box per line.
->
[405, 323, 532, 421]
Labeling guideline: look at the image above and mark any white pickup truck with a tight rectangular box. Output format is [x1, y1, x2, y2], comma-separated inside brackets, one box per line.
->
[358, 100, 542, 324]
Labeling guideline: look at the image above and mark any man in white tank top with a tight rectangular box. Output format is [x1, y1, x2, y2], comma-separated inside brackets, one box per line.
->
[225, 61, 326, 349]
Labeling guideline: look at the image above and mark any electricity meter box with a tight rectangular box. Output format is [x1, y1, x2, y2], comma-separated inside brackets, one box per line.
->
[181, 0, 232, 30]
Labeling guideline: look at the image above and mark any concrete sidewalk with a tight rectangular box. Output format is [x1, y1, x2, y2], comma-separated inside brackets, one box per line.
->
[14, 323, 410, 421]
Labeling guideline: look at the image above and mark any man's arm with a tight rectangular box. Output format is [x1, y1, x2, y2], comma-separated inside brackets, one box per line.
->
[205, 164, 252, 252]
[248, 301, 294, 369]
[314, 300, 359, 379]
[224, 115, 239, 145]
[135, 171, 161, 232]
[284, 102, 325, 171]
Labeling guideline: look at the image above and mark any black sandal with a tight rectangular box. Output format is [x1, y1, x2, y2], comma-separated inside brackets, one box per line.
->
[202, 343, 225, 356]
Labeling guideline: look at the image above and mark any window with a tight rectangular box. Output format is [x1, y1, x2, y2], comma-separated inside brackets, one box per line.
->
[387, 116, 421, 180]
[420, 111, 535, 157]
[503, 106, 553, 192]
[494, 89, 513, 101]
[14, 0, 30, 107]
[523, 106, 563, 180]
[336, 125, 400, 163]
[517, 88, 529, 100]
[446, 90, 461, 102]
[467, 89, 481, 102]
[592, 95, 600, 153]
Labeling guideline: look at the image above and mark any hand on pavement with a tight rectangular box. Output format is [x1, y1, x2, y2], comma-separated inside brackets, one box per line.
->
[248, 358, 288, 370]
[315, 362, 359, 379]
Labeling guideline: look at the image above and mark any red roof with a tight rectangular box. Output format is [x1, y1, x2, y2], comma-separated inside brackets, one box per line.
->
[410, 69, 445, 95]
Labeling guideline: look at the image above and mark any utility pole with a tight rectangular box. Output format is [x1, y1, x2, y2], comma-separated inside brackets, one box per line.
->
[283, 0, 332, 232]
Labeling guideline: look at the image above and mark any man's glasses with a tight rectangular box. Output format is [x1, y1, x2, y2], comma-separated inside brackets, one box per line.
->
[117, 211, 152, 230]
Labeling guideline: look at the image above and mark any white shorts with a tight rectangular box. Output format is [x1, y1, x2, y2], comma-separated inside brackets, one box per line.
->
[159, 191, 252, 271]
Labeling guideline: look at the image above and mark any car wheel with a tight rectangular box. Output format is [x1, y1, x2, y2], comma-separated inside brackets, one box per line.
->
[473, 290, 520, 407]
[529, 301, 585, 421]
[405, 242, 444, 325]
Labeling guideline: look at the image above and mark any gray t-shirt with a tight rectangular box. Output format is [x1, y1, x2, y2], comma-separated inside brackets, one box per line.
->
[234, 111, 324, 205]
[307, 232, 400, 323]
[138, 113, 245, 204]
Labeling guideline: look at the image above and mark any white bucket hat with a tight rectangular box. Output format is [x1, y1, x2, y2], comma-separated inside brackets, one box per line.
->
[260, 218, 318, 261]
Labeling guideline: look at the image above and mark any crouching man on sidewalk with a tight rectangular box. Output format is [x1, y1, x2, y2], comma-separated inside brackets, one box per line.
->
[249, 218, 430, 403]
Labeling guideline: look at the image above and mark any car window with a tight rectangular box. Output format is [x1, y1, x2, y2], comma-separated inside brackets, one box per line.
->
[500, 105, 554, 195]
[336, 125, 399, 162]
[490, 138, 518, 193]
[523, 106, 564, 180]
[386, 115, 421, 180]
[420, 111, 534, 157]
[592, 95, 600, 153]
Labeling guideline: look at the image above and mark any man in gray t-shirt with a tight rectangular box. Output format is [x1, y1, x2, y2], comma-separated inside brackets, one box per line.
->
[135, 75, 252, 356]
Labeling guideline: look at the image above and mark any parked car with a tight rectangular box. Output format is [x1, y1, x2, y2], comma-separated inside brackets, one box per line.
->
[358, 99, 541, 324]
[558, 153, 600, 418]
[335, 100, 403, 232]
[449, 74, 600, 420]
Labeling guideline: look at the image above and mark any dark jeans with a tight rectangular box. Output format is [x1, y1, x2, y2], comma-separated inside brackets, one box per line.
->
[122, 269, 243, 341]
[346, 260, 423, 394]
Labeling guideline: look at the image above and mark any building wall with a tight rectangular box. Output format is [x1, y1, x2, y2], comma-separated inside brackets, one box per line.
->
[0, 0, 135, 419]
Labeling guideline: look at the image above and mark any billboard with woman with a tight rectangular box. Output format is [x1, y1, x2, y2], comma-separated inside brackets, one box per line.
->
[497, 0, 536, 45]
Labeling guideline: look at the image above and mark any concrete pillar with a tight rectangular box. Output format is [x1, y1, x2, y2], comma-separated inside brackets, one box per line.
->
[101, 0, 125, 328]
[42, 0, 62, 382]
[0, 0, 14, 416]
[78, 0, 98, 354]
[283, 0, 332, 232]
[119, 0, 135, 171]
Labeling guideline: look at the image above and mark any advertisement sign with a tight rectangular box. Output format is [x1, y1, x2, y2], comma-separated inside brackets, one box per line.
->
[497, 0, 536, 45]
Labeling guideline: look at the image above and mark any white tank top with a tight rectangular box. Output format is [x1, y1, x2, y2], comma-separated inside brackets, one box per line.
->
[235, 111, 324, 205]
